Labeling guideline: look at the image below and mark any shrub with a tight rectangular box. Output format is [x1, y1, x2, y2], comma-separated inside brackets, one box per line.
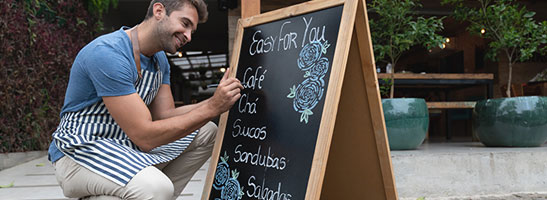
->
[0, 0, 115, 152]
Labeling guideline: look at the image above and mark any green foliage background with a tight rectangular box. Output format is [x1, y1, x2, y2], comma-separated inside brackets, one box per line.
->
[442, 0, 547, 97]
[0, 0, 117, 152]
[368, 0, 445, 98]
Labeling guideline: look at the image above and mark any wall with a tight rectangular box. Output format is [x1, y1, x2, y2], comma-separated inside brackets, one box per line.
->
[497, 57, 547, 97]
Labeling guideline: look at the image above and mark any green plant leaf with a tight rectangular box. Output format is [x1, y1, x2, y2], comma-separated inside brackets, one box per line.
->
[443, 0, 547, 96]
[0, 182, 14, 188]
[368, 0, 445, 81]
[76, 18, 87, 26]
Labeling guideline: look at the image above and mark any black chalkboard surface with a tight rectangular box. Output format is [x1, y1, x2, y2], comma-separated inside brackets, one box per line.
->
[204, 0, 398, 199]
[207, 5, 343, 200]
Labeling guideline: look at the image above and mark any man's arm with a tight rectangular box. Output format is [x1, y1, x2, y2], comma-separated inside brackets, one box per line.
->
[104, 70, 242, 152]
[148, 84, 210, 120]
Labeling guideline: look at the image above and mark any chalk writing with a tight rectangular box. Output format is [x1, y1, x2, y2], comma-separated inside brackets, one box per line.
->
[278, 21, 298, 51]
[231, 119, 267, 141]
[233, 144, 287, 171]
[249, 30, 276, 56]
[242, 66, 267, 90]
[248, 17, 328, 56]
[247, 176, 293, 200]
[237, 93, 259, 114]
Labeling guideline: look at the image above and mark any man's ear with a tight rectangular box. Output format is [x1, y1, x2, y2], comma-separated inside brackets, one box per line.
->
[153, 2, 166, 20]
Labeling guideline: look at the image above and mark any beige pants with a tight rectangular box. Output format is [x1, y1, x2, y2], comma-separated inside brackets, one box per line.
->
[53, 122, 217, 200]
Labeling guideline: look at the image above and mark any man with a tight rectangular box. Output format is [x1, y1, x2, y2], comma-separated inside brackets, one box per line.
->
[47, 0, 243, 199]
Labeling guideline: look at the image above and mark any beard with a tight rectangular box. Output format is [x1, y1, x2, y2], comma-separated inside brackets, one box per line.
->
[156, 18, 181, 54]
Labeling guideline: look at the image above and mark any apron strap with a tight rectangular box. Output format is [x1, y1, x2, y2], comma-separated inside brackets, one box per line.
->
[130, 25, 142, 78]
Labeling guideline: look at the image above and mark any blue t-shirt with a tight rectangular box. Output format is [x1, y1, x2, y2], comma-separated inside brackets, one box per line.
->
[48, 27, 171, 162]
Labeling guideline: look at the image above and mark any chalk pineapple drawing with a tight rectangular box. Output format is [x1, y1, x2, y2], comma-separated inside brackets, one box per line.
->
[213, 152, 244, 200]
[288, 41, 330, 124]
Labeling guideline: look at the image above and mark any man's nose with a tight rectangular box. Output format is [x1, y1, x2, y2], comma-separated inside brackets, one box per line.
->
[185, 31, 192, 43]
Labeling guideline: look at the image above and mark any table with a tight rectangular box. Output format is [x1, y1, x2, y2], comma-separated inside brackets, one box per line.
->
[377, 73, 494, 141]
[377, 73, 495, 99]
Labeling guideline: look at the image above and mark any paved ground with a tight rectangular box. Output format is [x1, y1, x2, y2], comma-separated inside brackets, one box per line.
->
[1, 142, 546, 200]
[391, 142, 547, 199]
[400, 193, 547, 200]
[0, 156, 210, 200]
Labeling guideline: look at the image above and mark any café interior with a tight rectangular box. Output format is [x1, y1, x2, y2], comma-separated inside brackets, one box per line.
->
[103, 0, 547, 143]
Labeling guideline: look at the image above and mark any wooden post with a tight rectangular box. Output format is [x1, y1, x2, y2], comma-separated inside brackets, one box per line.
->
[241, 0, 260, 19]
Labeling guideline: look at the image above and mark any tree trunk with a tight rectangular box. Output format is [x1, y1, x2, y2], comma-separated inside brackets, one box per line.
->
[389, 74, 394, 99]
[506, 62, 513, 98]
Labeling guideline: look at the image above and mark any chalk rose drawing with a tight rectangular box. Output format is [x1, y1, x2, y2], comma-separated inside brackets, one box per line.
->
[288, 40, 330, 124]
[287, 78, 325, 123]
[220, 169, 243, 200]
[297, 41, 322, 70]
[213, 152, 243, 200]
[304, 57, 329, 80]
[213, 152, 230, 190]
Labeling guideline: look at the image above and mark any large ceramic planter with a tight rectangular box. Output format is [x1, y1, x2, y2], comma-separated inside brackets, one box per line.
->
[473, 96, 547, 147]
[382, 98, 429, 150]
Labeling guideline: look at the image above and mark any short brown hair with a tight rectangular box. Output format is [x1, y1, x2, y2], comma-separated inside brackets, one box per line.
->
[145, 0, 208, 23]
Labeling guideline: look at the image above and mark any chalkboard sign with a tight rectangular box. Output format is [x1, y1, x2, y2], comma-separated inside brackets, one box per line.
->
[204, 0, 397, 199]
[208, 5, 342, 200]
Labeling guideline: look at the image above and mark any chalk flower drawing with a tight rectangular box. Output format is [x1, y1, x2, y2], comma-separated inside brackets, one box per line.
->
[213, 151, 244, 200]
[221, 169, 243, 200]
[297, 41, 322, 70]
[288, 40, 330, 124]
[304, 57, 329, 80]
[288, 79, 324, 123]
[213, 152, 230, 190]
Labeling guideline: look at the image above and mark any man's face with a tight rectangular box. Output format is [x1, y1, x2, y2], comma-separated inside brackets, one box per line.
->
[156, 3, 198, 54]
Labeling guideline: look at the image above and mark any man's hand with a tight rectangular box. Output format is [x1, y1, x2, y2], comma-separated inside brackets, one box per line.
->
[207, 68, 243, 115]
[103, 68, 241, 152]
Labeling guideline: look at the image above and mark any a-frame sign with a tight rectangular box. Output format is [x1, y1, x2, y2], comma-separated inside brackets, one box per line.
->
[203, 0, 397, 199]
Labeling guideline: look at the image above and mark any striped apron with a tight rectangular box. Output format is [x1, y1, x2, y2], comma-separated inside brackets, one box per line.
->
[53, 60, 197, 186]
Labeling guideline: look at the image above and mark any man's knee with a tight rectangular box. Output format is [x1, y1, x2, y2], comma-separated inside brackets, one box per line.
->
[126, 167, 174, 200]
[196, 121, 217, 147]
[130, 179, 173, 200]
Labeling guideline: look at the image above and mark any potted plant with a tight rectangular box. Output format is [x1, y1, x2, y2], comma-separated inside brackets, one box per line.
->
[368, 0, 445, 150]
[443, 0, 547, 147]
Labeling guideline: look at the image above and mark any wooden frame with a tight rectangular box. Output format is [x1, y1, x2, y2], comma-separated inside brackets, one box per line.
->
[202, 0, 397, 199]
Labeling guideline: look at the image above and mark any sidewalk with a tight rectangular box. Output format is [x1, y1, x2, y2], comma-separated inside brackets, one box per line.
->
[1, 142, 546, 199]
[0, 156, 210, 200]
